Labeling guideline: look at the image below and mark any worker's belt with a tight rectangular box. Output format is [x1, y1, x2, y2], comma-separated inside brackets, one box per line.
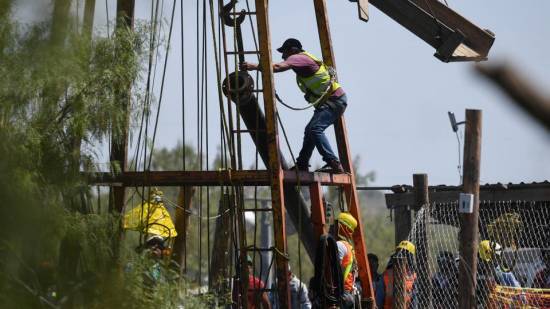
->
[317, 97, 347, 114]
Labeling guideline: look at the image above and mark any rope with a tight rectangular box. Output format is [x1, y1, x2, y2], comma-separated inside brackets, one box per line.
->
[202, 0, 212, 286]
[207, 0, 235, 172]
[275, 93, 313, 111]
[146, 0, 177, 170]
[162, 196, 231, 220]
[180, 0, 186, 171]
[197, 0, 203, 286]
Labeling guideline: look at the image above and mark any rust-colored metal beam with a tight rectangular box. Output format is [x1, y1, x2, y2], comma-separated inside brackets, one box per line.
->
[87, 170, 353, 187]
[285, 170, 352, 185]
[255, 0, 290, 307]
[313, 0, 375, 305]
[309, 182, 327, 241]
[90, 170, 270, 186]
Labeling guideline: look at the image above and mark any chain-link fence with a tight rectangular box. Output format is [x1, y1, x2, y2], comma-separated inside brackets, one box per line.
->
[394, 200, 550, 308]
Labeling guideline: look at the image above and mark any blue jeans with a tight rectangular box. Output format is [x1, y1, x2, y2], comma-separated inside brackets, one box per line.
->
[296, 94, 347, 167]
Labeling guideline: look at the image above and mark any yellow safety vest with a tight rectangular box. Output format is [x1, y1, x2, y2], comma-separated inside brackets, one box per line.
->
[340, 240, 356, 292]
[295, 51, 341, 103]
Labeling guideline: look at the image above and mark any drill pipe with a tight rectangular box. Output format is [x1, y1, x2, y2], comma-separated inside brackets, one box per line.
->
[223, 72, 316, 259]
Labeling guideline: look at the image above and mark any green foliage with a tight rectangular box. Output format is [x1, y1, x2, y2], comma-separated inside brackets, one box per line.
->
[0, 3, 396, 305]
[0, 7, 211, 308]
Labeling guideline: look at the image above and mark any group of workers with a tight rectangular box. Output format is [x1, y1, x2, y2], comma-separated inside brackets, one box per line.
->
[141, 218, 549, 309]
[238, 212, 359, 309]
[135, 38, 550, 308]
[239, 212, 413, 309]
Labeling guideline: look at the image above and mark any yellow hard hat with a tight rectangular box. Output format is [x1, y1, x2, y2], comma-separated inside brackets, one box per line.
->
[479, 240, 502, 262]
[338, 212, 358, 232]
[396, 240, 416, 255]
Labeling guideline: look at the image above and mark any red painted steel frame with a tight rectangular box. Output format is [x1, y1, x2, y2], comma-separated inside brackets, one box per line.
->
[309, 182, 327, 240]
[313, 0, 375, 303]
[254, 0, 290, 307]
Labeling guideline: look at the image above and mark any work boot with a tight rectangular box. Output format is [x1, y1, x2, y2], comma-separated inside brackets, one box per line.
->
[289, 163, 309, 172]
[316, 160, 345, 174]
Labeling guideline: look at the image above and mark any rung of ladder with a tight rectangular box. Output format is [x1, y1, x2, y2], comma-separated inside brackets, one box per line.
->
[227, 51, 260, 55]
[251, 89, 263, 93]
[243, 208, 272, 212]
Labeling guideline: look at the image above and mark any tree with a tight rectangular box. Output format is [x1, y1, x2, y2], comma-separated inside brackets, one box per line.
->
[0, 3, 188, 307]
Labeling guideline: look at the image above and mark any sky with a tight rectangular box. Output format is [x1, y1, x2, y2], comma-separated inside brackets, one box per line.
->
[14, 0, 550, 187]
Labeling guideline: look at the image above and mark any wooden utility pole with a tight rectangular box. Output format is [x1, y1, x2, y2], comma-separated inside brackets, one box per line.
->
[109, 0, 134, 213]
[394, 206, 412, 246]
[413, 173, 431, 308]
[458, 109, 482, 309]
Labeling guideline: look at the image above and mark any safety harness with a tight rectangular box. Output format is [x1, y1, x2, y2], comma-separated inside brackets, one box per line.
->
[276, 51, 339, 111]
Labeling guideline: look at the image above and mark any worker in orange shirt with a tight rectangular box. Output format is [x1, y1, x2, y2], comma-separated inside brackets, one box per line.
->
[335, 212, 360, 308]
[380, 241, 417, 309]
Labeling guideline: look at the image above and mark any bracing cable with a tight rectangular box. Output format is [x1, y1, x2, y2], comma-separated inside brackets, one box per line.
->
[202, 0, 212, 287]
[132, 0, 160, 174]
[196, 0, 202, 286]
[207, 0, 234, 168]
[181, 0, 186, 171]
[146, 0, 177, 170]
[134, 0, 161, 246]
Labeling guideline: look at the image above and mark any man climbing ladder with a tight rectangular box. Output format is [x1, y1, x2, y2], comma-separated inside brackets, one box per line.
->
[240, 38, 347, 174]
